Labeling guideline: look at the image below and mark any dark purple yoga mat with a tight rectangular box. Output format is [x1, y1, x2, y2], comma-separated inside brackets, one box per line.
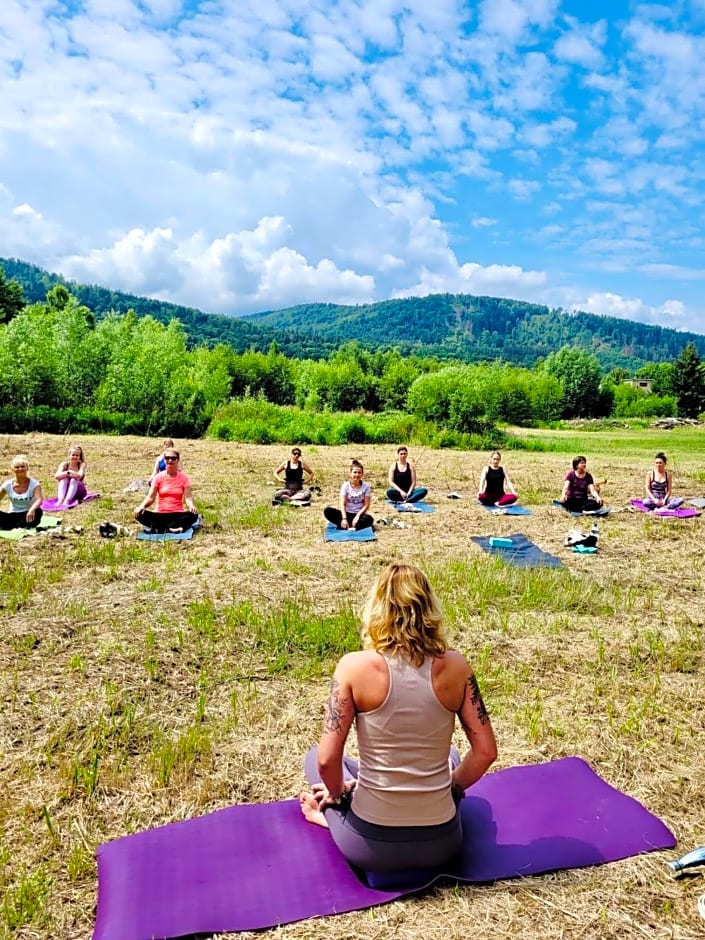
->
[93, 757, 674, 939]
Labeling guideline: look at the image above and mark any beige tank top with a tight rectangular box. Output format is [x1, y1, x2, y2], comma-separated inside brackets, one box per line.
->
[352, 653, 456, 826]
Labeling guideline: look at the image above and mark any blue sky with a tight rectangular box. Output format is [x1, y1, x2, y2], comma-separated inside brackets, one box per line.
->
[2, 0, 705, 331]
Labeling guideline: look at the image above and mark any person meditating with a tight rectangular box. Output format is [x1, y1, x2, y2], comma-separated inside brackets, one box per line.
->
[477, 451, 518, 506]
[55, 444, 87, 505]
[300, 562, 497, 873]
[273, 447, 315, 504]
[324, 460, 373, 531]
[386, 446, 428, 504]
[560, 455, 603, 513]
[134, 448, 198, 533]
[0, 455, 44, 530]
[642, 452, 683, 510]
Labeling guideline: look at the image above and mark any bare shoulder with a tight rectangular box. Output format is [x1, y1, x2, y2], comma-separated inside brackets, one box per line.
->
[435, 649, 471, 675]
[336, 649, 380, 674]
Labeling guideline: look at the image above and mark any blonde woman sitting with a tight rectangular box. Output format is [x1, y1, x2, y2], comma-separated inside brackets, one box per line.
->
[300, 562, 497, 872]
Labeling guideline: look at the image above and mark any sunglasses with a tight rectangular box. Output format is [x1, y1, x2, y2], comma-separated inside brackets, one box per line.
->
[164, 455, 178, 462]
[292, 451, 301, 457]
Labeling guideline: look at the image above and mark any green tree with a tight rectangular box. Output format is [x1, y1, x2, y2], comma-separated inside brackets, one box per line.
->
[0, 265, 26, 324]
[671, 343, 705, 418]
[635, 362, 674, 397]
[543, 346, 603, 418]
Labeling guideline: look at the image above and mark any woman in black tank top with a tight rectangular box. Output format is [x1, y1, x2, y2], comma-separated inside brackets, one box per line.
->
[273, 448, 315, 504]
[386, 446, 428, 503]
[477, 451, 518, 506]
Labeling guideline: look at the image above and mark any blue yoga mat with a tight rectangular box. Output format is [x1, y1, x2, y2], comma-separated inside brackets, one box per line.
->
[552, 500, 610, 517]
[137, 527, 195, 542]
[324, 523, 376, 542]
[471, 533, 563, 568]
[92, 756, 675, 939]
[385, 500, 435, 513]
[479, 503, 532, 515]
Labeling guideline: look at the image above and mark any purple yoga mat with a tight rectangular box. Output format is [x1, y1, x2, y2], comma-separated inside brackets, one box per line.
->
[630, 499, 699, 518]
[93, 757, 675, 939]
[41, 492, 99, 511]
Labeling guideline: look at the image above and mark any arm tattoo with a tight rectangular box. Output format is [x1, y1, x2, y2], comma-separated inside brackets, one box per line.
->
[465, 674, 490, 728]
[323, 677, 348, 734]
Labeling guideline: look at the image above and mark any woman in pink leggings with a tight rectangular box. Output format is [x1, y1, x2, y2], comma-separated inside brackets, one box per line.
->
[477, 451, 518, 506]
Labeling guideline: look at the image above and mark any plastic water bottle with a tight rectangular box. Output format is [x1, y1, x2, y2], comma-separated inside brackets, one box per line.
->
[590, 521, 599, 539]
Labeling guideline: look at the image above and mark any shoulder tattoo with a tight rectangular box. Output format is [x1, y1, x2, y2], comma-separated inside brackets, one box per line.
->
[324, 677, 348, 734]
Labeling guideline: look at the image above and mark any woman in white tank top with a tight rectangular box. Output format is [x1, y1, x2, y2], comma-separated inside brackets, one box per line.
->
[301, 563, 497, 874]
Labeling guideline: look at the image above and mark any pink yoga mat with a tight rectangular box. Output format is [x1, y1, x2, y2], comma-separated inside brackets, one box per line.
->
[41, 492, 99, 511]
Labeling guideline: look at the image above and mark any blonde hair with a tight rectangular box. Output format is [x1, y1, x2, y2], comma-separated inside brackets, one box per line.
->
[361, 563, 447, 667]
[11, 454, 29, 470]
[68, 444, 84, 462]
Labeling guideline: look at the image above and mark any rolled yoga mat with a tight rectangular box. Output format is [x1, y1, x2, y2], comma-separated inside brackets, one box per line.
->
[93, 756, 675, 939]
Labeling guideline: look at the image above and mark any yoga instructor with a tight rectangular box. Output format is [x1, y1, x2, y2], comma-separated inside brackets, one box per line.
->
[301, 563, 497, 872]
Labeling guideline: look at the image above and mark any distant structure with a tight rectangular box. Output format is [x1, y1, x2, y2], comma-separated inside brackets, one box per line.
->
[625, 378, 653, 393]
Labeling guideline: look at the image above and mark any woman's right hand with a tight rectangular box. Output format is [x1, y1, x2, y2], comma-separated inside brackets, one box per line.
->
[341, 518, 349, 529]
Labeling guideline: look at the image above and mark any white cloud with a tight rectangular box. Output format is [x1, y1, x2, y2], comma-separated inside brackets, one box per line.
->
[0, 0, 705, 334]
[568, 291, 689, 327]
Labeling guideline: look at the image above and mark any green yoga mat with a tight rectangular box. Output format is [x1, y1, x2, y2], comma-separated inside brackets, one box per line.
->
[0, 516, 62, 540]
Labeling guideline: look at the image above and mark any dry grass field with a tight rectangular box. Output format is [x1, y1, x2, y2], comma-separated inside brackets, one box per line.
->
[1, 430, 704, 939]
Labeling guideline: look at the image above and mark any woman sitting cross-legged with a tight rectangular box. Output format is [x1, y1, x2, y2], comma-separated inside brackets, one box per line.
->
[134, 448, 199, 533]
[0, 455, 44, 530]
[386, 446, 428, 504]
[324, 460, 374, 531]
[300, 562, 497, 873]
[273, 447, 315, 503]
[477, 451, 518, 506]
[642, 452, 684, 510]
[559, 455, 603, 513]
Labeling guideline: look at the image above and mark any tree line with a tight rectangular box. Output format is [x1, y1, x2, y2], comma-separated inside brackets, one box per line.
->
[1, 266, 704, 441]
[5, 256, 705, 370]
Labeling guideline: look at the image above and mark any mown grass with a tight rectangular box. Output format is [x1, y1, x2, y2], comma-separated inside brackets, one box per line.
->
[1, 431, 704, 939]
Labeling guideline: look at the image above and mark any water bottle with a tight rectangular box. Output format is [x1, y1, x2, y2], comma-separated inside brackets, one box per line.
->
[668, 846, 705, 877]
[590, 521, 599, 539]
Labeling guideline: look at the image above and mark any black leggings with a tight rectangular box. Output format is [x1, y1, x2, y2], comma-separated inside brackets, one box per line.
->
[563, 497, 601, 513]
[0, 509, 43, 530]
[303, 747, 462, 872]
[135, 509, 198, 532]
[323, 508, 374, 530]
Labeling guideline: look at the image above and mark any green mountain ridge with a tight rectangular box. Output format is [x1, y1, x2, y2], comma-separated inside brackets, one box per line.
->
[3, 256, 704, 370]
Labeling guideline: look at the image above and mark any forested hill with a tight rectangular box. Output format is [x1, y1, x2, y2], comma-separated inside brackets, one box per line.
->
[4, 256, 705, 369]
[0, 258, 334, 359]
[247, 295, 705, 369]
